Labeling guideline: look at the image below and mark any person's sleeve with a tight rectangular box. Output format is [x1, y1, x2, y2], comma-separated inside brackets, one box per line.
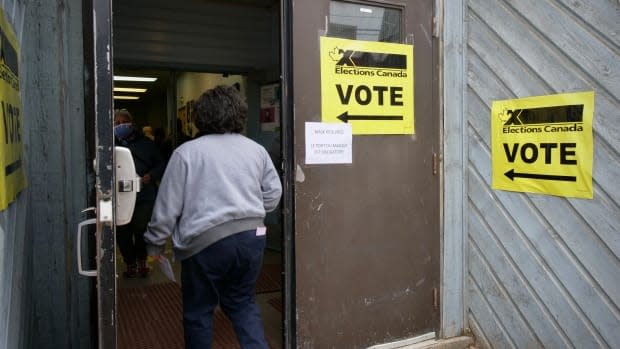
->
[261, 150, 282, 213]
[144, 152, 187, 255]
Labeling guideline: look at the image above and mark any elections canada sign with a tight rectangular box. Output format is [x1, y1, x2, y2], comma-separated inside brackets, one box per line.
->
[491, 91, 594, 199]
[320, 36, 414, 135]
[0, 8, 26, 211]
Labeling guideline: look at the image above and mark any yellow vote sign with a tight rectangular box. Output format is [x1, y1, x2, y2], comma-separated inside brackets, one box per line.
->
[320, 36, 414, 135]
[492, 91, 594, 199]
[0, 8, 26, 211]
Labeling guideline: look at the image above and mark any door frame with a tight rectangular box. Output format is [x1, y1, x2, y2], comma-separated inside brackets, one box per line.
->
[280, 1, 296, 347]
[86, 0, 297, 347]
[440, 0, 467, 339]
[84, 0, 463, 347]
[84, 0, 456, 348]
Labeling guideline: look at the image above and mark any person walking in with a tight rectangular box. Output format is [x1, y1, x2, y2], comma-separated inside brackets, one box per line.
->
[144, 85, 282, 349]
[114, 108, 165, 278]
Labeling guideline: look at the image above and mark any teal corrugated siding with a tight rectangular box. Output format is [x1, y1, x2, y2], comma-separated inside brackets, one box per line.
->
[0, 1, 92, 348]
[464, 0, 620, 347]
[0, 2, 29, 349]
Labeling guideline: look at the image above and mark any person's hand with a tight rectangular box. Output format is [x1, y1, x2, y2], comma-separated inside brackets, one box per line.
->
[142, 173, 152, 185]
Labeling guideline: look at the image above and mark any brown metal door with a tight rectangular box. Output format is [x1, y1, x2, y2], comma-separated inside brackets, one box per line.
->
[291, 1, 439, 347]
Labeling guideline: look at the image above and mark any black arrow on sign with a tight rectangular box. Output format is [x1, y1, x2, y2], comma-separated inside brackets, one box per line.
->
[504, 169, 576, 182]
[337, 111, 403, 123]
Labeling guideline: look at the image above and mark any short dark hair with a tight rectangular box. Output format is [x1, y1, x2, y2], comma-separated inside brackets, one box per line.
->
[193, 85, 247, 134]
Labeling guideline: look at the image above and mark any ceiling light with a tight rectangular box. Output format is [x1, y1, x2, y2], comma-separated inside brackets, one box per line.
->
[359, 7, 373, 13]
[114, 87, 148, 93]
[113, 75, 157, 82]
[114, 95, 140, 100]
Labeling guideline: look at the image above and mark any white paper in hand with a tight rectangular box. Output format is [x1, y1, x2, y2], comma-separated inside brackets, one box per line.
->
[158, 256, 176, 283]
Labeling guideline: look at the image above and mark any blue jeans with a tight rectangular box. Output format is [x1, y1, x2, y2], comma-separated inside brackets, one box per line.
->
[181, 229, 268, 349]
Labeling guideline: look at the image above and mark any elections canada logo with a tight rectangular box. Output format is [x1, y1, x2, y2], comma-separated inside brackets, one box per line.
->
[328, 46, 408, 78]
[0, 25, 19, 91]
[497, 104, 584, 134]
[0, 26, 18, 76]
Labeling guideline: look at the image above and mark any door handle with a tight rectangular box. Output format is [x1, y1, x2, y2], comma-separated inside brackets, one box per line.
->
[77, 218, 97, 277]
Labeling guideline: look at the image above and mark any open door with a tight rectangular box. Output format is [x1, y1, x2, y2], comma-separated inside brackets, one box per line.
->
[90, 0, 117, 347]
[288, 1, 440, 347]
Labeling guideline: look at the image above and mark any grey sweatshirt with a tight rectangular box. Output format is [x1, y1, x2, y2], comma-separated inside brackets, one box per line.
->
[144, 133, 282, 260]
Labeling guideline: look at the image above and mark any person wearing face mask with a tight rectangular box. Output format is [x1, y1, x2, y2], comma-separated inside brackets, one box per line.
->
[114, 108, 166, 278]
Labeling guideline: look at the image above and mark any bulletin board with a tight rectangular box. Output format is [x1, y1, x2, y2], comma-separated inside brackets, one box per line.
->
[260, 82, 281, 132]
[177, 101, 196, 137]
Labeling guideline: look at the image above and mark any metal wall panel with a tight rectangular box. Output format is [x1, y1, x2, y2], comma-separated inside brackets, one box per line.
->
[113, 0, 278, 71]
[462, 0, 620, 347]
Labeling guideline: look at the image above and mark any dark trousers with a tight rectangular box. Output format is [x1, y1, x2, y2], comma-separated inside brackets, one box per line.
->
[116, 200, 153, 266]
[181, 229, 268, 349]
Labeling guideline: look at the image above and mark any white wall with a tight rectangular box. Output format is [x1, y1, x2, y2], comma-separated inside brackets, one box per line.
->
[176, 72, 247, 136]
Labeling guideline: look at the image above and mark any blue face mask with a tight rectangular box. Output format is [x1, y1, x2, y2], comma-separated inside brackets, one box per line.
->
[114, 123, 133, 140]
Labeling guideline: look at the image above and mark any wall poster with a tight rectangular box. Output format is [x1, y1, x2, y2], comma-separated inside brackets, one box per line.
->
[320, 36, 414, 135]
[0, 8, 26, 211]
[491, 91, 595, 199]
[260, 83, 280, 132]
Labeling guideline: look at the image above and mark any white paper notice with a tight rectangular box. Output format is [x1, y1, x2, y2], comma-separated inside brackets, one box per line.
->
[305, 122, 352, 164]
[158, 256, 176, 283]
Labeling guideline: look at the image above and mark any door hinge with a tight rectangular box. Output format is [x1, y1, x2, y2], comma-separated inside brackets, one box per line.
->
[432, 152, 439, 175]
[433, 287, 439, 310]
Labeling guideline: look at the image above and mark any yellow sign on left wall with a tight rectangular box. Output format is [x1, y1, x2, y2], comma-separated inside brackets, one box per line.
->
[0, 8, 26, 211]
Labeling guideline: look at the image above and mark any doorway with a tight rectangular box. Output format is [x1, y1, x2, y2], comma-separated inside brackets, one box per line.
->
[111, 1, 286, 348]
[89, 0, 440, 348]
[112, 67, 285, 349]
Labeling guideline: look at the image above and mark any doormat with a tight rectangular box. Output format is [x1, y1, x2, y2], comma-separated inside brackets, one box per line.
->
[267, 296, 282, 313]
[118, 282, 275, 349]
[118, 282, 184, 349]
[256, 264, 282, 294]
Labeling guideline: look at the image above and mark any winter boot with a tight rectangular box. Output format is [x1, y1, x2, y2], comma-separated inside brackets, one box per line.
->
[123, 263, 137, 278]
[138, 259, 150, 278]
